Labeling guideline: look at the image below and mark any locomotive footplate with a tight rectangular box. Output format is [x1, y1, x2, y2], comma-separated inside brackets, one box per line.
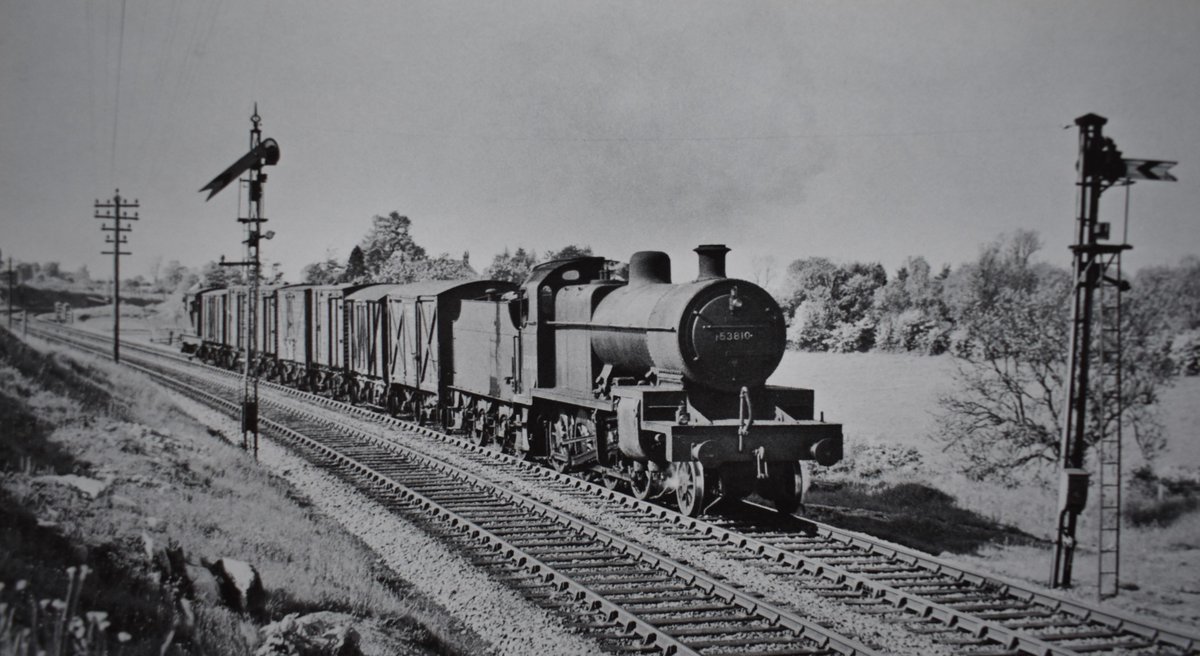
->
[642, 419, 843, 467]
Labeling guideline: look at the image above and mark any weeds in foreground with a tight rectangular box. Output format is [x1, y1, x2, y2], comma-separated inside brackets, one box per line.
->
[0, 567, 131, 656]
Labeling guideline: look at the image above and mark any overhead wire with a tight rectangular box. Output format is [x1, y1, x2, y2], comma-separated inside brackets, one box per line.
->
[84, 0, 98, 194]
[109, 0, 127, 188]
[135, 0, 184, 189]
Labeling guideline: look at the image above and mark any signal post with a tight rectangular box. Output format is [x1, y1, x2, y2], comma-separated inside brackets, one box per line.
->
[200, 105, 281, 457]
[1051, 114, 1176, 596]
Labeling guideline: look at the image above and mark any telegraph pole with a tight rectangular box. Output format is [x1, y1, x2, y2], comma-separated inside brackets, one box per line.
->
[6, 255, 13, 331]
[202, 105, 280, 458]
[94, 190, 139, 363]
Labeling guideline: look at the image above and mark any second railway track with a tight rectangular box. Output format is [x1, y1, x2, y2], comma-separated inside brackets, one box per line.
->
[30, 321, 1200, 656]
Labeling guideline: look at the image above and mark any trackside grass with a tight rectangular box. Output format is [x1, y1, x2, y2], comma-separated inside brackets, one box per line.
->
[0, 327, 487, 655]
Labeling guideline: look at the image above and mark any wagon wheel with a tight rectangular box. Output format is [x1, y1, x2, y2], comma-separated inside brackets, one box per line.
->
[470, 412, 491, 447]
[630, 466, 654, 501]
[763, 461, 804, 515]
[674, 462, 708, 517]
[493, 416, 512, 453]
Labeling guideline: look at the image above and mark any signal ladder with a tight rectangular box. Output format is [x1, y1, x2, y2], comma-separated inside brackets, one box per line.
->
[1095, 248, 1126, 599]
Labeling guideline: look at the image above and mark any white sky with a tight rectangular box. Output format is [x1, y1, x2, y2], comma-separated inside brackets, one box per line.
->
[1, 0, 1198, 282]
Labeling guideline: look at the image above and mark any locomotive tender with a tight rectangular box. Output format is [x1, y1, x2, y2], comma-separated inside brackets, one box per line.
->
[188, 245, 843, 516]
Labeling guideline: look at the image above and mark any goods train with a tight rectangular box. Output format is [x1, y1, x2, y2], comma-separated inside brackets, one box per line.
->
[186, 245, 843, 516]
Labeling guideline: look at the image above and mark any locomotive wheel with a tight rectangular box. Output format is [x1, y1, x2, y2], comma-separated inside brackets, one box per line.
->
[762, 461, 804, 515]
[674, 462, 708, 517]
[630, 465, 655, 500]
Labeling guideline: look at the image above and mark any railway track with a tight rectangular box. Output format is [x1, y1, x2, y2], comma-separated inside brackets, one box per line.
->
[30, 321, 1200, 656]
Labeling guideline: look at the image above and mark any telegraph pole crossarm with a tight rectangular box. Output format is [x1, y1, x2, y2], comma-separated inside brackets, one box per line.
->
[94, 189, 139, 363]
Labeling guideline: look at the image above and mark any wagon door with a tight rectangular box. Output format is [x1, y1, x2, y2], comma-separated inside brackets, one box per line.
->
[280, 292, 297, 362]
[416, 296, 440, 393]
[348, 299, 382, 379]
[260, 292, 277, 357]
[387, 296, 410, 387]
[368, 299, 386, 380]
[331, 294, 347, 371]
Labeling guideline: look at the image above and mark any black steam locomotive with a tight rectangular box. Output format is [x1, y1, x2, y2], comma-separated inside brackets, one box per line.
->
[188, 245, 843, 516]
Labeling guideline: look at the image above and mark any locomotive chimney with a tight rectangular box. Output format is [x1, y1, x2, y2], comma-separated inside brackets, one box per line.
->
[694, 244, 730, 280]
[628, 251, 672, 285]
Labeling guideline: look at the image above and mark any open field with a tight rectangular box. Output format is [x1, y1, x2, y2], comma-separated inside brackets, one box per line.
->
[771, 350, 1200, 624]
[771, 350, 1200, 472]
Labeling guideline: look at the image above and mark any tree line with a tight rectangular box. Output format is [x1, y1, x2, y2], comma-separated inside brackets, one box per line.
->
[294, 211, 605, 286]
[776, 232, 1198, 370]
[776, 230, 1197, 481]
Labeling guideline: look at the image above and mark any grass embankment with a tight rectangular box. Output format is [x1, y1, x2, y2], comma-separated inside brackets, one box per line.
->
[0, 327, 487, 655]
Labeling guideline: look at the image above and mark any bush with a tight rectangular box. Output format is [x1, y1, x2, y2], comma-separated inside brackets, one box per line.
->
[825, 318, 875, 353]
[1170, 329, 1200, 376]
[1124, 467, 1200, 527]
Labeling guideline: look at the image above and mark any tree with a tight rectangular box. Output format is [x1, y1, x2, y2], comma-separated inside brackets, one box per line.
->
[148, 256, 162, 287]
[265, 262, 286, 284]
[378, 252, 475, 283]
[342, 246, 367, 283]
[751, 255, 777, 292]
[873, 256, 952, 353]
[544, 245, 592, 261]
[359, 212, 426, 278]
[936, 231, 1170, 483]
[162, 260, 188, 290]
[301, 249, 343, 285]
[778, 258, 886, 351]
[485, 247, 539, 283]
[200, 260, 244, 287]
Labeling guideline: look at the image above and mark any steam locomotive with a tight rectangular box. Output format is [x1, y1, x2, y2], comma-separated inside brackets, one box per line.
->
[188, 245, 843, 516]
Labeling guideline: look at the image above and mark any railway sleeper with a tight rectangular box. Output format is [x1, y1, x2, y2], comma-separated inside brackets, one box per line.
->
[576, 575, 676, 587]
[536, 550, 616, 564]
[556, 559, 643, 571]
[540, 554, 628, 570]
[1035, 628, 1125, 642]
[934, 635, 994, 646]
[599, 643, 659, 655]
[645, 613, 756, 627]
[619, 603, 733, 615]
[669, 624, 793, 637]
[715, 649, 837, 656]
[600, 584, 695, 596]
[1051, 639, 1156, 653]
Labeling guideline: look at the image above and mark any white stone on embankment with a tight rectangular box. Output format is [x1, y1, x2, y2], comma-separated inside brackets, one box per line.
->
[33, 474, 111, 499]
